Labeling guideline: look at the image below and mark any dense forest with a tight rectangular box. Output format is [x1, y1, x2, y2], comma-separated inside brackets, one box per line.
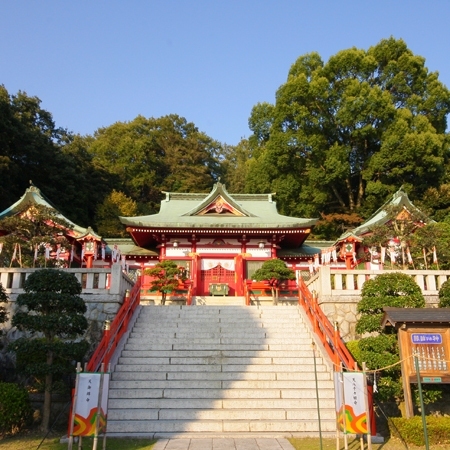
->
[1, 37, 450, 240]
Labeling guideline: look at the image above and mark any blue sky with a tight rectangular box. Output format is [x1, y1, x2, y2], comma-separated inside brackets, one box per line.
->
[1, 1, 449, 146]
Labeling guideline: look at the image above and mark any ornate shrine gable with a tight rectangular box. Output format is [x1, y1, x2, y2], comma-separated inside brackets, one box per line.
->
[195, 195, 245, 216]
[182, 183, 254, 217]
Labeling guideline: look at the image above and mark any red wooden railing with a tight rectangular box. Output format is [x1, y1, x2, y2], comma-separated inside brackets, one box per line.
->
[86, 276, 142, 372]
[297, 277, 357, 371]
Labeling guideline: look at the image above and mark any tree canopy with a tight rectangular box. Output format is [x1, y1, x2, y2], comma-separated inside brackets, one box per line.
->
[246, 38, 450, 223]
[2, 38, 450, 240]
[88, 114, 223, 214]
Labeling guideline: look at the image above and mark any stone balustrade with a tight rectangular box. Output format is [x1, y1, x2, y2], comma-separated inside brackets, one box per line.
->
[0, 264, 134, 342]
[305, 266, 450, 341]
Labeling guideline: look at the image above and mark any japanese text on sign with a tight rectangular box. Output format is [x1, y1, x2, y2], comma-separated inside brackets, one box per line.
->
[411, 333, 442, 344]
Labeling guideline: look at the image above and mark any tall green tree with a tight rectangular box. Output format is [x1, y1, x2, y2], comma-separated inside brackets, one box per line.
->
[0, 86, 111, 227]
[247, 38, 450, 222]
[88, 115, 222, 214]
[95, 190, 138, 237]
[221, 140, 253, 193]
[0, 86, 68, 210]
[9, 269, 88, 432]
[57, 134, 117, 227]
[252, 259, 296, 305]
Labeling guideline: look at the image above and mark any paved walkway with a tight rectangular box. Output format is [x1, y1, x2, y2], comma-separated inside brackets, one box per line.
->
[152, 438, 295, 450]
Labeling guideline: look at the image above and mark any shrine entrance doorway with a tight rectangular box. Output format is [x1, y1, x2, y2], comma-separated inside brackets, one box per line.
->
[200, 259, 235, 296]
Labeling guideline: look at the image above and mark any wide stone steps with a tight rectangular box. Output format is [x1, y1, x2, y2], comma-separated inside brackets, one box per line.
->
[106, 305, 337, 438]
[109, 408, 336, 421]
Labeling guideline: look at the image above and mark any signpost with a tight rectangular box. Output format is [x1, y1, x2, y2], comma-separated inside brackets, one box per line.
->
[381, 308, 450, 419]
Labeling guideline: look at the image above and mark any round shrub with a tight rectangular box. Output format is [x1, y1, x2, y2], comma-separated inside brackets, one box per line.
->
[438, 279, 450, 307]
[0, 382, 33, 436]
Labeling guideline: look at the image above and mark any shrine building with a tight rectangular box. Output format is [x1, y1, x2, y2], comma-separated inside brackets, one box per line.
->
[120, 182, 318, 296]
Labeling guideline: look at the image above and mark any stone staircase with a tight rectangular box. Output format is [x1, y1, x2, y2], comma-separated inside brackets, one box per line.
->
[106, 305, 337, 438]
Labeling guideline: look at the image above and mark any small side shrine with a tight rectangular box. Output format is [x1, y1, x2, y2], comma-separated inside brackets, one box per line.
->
[0, 184, 108, 268]
[382, 307, 450, 418]
[120, 182, 318, 296]
[334, 188, 431, 269]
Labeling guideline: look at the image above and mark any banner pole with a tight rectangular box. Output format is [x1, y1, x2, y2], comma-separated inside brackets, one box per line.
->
[92, 363, 105, 450]
[67, 363, 82, 450]
[312, 341, 323, 450]
[362, 362, 372, 450]
[102, 363, 111, 450]
[414, 353, 430, 450]
[341, 366, 348, 450]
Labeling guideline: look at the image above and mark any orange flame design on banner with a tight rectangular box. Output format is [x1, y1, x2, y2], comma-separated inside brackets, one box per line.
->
[73, 408, 107, 436]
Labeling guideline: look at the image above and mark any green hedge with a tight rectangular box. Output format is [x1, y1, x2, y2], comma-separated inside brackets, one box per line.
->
[0, 382, 33, 436]
[389, 416, 450, 446]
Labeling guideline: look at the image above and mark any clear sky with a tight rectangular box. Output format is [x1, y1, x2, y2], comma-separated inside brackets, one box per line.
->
[1, 1, 449, 146]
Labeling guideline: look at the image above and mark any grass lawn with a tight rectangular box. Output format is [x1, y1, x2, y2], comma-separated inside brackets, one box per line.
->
[2, 432, 450, 450]
[0, 430, 156, 450]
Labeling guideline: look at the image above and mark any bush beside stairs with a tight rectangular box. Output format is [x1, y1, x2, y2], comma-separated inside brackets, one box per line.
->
[106, 304, 337, 438]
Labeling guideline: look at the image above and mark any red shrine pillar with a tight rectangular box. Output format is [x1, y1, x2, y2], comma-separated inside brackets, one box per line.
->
[271, 243, 277, 258]
[234, 254, 245, 296]
[189, 252, 200, 296]
[239, 235, 248, 254]
[159, 236, 167, 259]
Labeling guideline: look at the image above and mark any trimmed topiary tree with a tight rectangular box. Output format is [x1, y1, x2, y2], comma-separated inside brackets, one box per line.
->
[252, 258, 296, 305]
[8, 269, 88, 432]
[144, 260, 186, 305]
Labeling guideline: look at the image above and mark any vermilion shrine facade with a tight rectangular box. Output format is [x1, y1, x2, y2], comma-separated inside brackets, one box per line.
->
[120, 182, 318, 296]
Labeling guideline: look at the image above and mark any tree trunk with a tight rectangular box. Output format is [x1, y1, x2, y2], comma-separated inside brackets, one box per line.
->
[41, 350, 53, 432]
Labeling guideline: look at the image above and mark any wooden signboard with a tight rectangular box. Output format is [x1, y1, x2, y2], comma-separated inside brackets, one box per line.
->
[381, 307, 450, 418]
[399, 327, 450, 383]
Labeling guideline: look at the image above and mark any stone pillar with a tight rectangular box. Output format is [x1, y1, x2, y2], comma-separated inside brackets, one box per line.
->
[319, 265, 332, 296]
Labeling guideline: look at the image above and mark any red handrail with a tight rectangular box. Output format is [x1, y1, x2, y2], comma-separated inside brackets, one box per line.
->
[86, 276, 142, 372]
[297, 277, 357, 371]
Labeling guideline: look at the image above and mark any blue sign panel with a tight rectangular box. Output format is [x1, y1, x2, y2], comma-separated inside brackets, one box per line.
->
[411, 333, 442, 344]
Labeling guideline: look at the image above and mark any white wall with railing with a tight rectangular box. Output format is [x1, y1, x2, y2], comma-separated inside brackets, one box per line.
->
[0, 264, 135, 341]
[304, 266, 450, 341]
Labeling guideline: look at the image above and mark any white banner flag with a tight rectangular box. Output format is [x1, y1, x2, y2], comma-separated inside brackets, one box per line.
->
[334, 372, 368, 435]
[72, 372, 110, 437]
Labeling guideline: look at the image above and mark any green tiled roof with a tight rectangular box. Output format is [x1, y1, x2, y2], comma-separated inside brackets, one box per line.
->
[0, 184, 89, 236]
[120, 183, 318, 229]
